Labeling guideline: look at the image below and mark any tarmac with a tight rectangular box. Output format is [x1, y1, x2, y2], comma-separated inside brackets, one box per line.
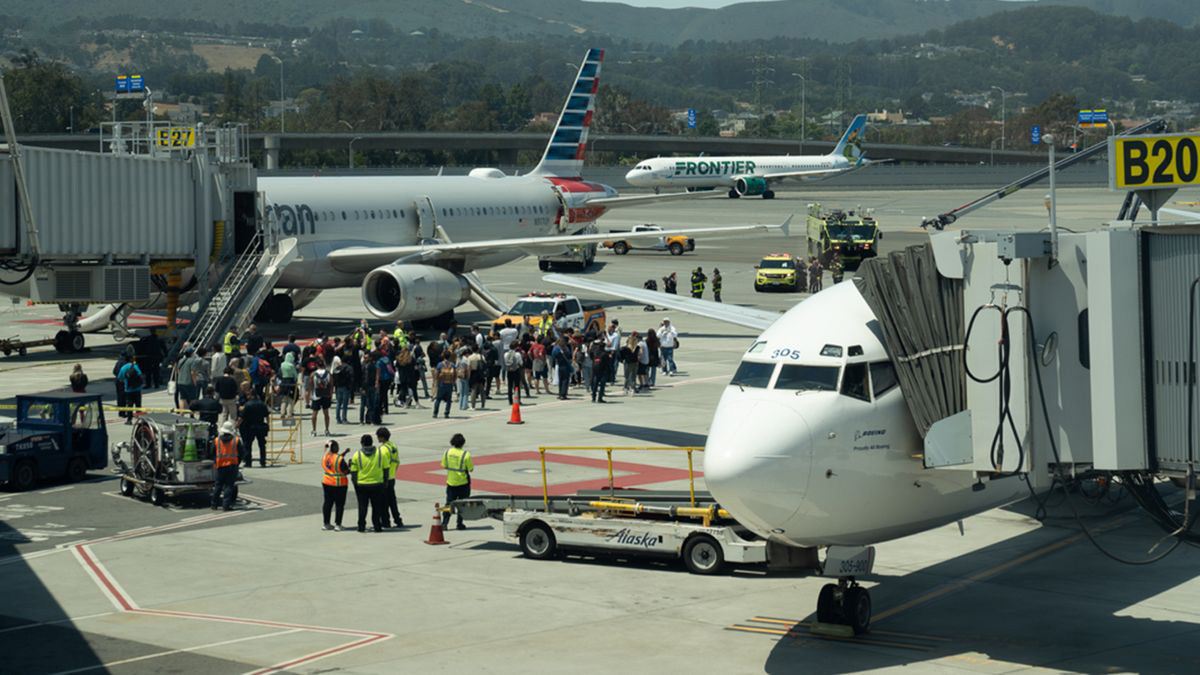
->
[1, 184, 1199, 673]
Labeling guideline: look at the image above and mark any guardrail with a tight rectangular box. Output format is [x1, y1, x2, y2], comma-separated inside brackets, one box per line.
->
[536, 445, 703, 510]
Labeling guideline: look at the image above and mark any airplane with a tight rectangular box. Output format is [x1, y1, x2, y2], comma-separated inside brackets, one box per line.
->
[543, 272, 1030, 634]
[623, 114, 882, 200]
[22, 49, 789, 333]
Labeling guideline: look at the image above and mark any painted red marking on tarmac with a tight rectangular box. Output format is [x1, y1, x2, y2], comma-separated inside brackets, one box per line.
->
[248, 634, 391, 675]
[74, 546, 134, 611]
[392, 450, 700, 493]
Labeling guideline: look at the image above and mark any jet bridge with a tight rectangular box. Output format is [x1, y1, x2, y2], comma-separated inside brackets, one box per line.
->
[0, 84, 284, 350]
[856, 130, 1200, 555]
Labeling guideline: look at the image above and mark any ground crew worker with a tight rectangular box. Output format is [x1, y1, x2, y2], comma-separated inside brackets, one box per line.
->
[211, 421, 241, 511]
[393, 321, 408, 349]
[690, 267, 706, 299]
[376, 427, 403, 528]
[830, 255, 845, 284]
[441, 433, 473, 530]
[321, 440, 351, 531]
[712, 268, 723, 303]
[538, 312, 552, 339]
[223, 328, 238, 355]
[349, 434, 391, 533]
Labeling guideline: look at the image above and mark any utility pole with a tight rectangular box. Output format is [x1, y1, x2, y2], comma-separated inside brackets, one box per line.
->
[749, 54, 774, 122]
[791, 71, 806, 153]
[270, 55, 285, 133]
[991, 85, 1007, 151]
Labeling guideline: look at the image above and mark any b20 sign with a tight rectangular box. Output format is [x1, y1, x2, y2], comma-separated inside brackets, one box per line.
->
[1110, 133, 1200, 190]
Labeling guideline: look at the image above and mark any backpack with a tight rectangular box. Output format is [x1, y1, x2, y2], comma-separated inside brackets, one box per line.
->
[314, 370, 332, 397]
[333, 364, 352, 387]
[125, 364, 143, 389]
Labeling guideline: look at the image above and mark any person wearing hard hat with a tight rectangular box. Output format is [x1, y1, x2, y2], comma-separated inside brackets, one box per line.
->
[348, 434, 392, 533]
[441, 433, 473, 530]
[211, 421, 242, 511]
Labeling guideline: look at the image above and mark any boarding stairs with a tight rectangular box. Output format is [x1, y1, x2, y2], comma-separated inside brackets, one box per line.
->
[178, 231, 298, 355]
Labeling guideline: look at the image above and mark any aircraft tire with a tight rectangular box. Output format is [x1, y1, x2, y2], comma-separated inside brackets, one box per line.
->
[728, 189, 740, 199]
[843, 586, 871, 635]
[69, 331, 85, 353]
[816, 583, 839, 623]
[763, 190, 775, 199]
[539, 260, 551, 272]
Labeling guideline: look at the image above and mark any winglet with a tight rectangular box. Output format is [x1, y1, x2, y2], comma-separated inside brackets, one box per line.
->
[781, 214, 793, 237]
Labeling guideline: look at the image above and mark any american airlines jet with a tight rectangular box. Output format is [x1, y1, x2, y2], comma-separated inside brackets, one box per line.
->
[624, 114, 878, 199]
[244, 48, 787, 325]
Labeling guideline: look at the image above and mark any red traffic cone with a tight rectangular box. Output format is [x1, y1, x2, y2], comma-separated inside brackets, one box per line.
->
[425, 502, 448, 545]
[507, 400, 524, 425]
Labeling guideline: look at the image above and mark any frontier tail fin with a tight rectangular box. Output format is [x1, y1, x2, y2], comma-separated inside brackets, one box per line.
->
[831, 114, 868, 166]
[530, 48, 604, 178]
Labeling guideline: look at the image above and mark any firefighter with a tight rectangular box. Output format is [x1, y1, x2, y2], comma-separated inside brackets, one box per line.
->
[690, 267, 707, 299]
[830, 254, 845, 284]
[712, 268, 723, 303]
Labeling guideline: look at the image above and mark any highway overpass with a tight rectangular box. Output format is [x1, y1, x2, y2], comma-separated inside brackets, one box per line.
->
[6, 131, 1049, 167]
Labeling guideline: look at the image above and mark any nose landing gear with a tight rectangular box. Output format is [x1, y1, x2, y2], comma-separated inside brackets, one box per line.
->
[816, 577, 871, 635]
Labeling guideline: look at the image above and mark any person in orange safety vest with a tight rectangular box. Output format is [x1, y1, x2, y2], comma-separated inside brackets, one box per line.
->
[211, 421, 242, 511]
[321, 440, 351, 531]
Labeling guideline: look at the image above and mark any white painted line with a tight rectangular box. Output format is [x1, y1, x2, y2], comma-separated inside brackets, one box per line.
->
[48, 628, 303, 675]
[71, 546, 128, 612]
[0, 611, 115, 635]
[38, 486, 74, 495]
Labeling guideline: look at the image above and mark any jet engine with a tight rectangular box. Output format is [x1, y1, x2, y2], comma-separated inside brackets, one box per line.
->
[361, 264, 470, 321]
[735, 176, 768, 196]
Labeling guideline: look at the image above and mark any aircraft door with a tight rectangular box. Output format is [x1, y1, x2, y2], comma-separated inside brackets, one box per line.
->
[414, 196, 437, 240]
[233, 191, 258, 254]
[552, 186, 570, 232]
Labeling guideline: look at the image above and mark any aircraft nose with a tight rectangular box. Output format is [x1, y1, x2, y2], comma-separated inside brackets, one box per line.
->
[704, 395, 813, 539]
[624, 169, 641, 184]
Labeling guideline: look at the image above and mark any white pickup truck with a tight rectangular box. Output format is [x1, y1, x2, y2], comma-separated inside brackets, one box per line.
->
[603, 224, 696, 256]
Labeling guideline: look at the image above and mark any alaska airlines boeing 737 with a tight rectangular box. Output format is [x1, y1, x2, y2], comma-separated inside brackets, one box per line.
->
[624, 114, 879, 199]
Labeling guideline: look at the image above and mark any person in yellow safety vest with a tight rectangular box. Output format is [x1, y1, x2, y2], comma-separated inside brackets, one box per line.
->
[537, 313, 552, 339]
[376, 426, 404, 528]
[349, 434, 392, 533]
[690, 267, 707, 299]
[321, 440, 351, 531]
[223, 329, 238, 355]
[441, 433, 473, 530]
[211, 421, 242, 511]
[393, 322, 408, 349]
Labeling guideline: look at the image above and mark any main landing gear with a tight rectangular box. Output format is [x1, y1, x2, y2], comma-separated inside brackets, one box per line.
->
[816, 577, 872, 635]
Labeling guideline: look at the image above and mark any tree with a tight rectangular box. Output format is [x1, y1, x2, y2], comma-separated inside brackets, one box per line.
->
[2, 51, 103, 133]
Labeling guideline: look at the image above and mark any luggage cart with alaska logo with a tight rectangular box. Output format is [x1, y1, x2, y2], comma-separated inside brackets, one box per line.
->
[448, 446, 818, 575]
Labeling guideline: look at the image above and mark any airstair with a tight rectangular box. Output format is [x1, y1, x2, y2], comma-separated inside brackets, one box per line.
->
[176, 230, 298, 356]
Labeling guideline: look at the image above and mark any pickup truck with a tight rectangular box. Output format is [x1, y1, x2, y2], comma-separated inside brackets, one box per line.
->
[603, 224, 695, 256]
[491, 293, 607, 337]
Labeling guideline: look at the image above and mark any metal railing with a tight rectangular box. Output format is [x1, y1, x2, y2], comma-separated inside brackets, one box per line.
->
[99, 121, 249, 162]
[535, 445, 703, 511]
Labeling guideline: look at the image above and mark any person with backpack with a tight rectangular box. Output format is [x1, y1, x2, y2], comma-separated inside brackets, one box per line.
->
[456, 350, 472, 411]
[503, 345, 523, 405]
[279, 352, 299, 417]
[467, 346, 487, 409]
[308, 364, 333, 436]
[589, 337, 609, 403]
[378, 350, 395, 416]
[118, 355, 145, 423]
[360, 351, 380, 426]
[433, 354, 457, 419]
[530, 338, 549, 395]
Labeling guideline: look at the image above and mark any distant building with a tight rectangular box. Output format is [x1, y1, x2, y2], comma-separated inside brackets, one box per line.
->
[867, 109, 908, 125]
[529, 111, 557, 126]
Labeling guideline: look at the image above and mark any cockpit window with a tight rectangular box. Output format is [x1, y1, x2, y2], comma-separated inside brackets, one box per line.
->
[870, 361, 899, 397]
[730, 361, 776, 388]
[774, 365, 839, 392]
[840, 362, 870, 402]
[746, 341, 767, 354]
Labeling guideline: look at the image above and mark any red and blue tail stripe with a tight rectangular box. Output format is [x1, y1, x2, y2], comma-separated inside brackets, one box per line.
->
[532, 48, 604, 177]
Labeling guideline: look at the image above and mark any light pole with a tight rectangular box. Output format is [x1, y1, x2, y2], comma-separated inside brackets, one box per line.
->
[348, 136, 362, 169]
[68, 105, 74, 133]
[990, 137, 1001, 166]
[792, 72, 806, 153]
[269, 55, 284, 133]
[991, 85, 1006, 151]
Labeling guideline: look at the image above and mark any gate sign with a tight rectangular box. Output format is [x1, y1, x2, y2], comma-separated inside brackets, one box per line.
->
[687, 108, 697, 129]
[1031, 125, 1041, 145]
[115, 75, 129, 92]
[129, 75, 145, 92]
[1079, 109, 1108, 129]
[1109, 133, 1200, 190]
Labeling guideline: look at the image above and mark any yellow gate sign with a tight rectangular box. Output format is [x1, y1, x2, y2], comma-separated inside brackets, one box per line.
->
[1110, 133, 1200, 190]
[155, 127, 196, 149]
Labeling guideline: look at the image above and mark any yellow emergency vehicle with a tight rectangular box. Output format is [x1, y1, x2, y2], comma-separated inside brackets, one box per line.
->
[753, 253, 801, 292]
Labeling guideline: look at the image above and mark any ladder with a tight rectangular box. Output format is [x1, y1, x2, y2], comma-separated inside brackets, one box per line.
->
[178, 233, 297, 354]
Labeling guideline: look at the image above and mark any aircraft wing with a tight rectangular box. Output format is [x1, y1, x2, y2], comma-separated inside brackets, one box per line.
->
[1161, 207, 1200, 221]
[542, 273, 780, 331]
[760, 168, 848, 181]
[583, 190, 722, 208]
[327, 217, 792, 273]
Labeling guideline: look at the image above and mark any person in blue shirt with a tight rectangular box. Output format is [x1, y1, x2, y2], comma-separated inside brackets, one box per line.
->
[552, 339, 573, 400]
[118, 357, 145, 424]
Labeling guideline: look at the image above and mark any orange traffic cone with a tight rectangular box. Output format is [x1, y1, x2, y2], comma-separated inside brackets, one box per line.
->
[507, 400, 524, 425]
[425, 502, 448, 545]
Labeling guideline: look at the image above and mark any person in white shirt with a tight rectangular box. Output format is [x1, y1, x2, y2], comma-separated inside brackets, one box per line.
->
[605, 320, 621, 383]
[210, 348, 228, 382]
[498, 319, 519, 387]
[656, 319, 678, 375]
